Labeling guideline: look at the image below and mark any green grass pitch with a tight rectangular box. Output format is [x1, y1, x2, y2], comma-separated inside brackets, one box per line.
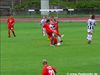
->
[1, 22, 100, 75]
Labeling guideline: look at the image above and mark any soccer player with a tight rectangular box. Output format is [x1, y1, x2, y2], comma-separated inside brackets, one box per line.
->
[43, 19, 58, 46]
[49, 17, 63, 44]
[40, 16, 47, 36]
[87, 15, 96, 44]
[42, 59, 56, 75]
[49, 16, 55, 25]
[7, 15, 16, 38]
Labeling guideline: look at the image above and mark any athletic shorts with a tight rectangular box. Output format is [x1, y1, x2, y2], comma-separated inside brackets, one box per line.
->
[87, 29, 93, 33]
[8, 25, 14, 30]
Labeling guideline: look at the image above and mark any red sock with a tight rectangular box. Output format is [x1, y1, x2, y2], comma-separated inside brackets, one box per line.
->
[50, 37, 58, 45]
[50, 37, 54, 45]
[54, 38, 58, 44]
[8, 30, 10, 37]
[12, 30, 16, 37]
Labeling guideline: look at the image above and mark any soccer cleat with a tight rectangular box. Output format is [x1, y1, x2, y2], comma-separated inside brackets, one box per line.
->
[14, 34, 16, 37]
[57, 43, 61, 46]
[60, 40, 63, 43]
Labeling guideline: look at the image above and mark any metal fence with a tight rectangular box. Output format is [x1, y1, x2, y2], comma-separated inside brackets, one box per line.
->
[0, 8, 100, 17]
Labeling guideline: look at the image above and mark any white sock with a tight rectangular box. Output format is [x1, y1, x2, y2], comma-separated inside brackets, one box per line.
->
[43, 32, 45, 36]
[90, 35, 92, 40]
[87, 34, 92, 41]
[61, 34, 64, 38]
[87, 35, 89, 39]
[57, 36, 62, 42]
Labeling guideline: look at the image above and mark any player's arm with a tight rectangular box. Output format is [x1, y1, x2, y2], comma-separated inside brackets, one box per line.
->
[40, 19, 44, 25]
[87, 19, 91, 29]
[52, 67, 57, 74]
[11, 18, 15, 26]
[7, 19, 9, 25]
[87, 20, 90, 26]
[42, 69, 47, 75]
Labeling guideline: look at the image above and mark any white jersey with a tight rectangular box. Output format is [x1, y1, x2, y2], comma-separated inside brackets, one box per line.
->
[41, 18, 47, 26]
[49, 24, 55, 30]
[87, 19, 96, 30]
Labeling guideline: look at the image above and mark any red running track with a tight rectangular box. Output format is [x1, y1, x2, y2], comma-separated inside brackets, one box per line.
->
[0, 17, 100, 22]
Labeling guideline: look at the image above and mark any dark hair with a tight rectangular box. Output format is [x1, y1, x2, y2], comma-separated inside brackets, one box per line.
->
[91, 15, 95, 19]
[46, 19, 50, 23]
[42, 59, 48, 65]
[54, 19, 56, 22]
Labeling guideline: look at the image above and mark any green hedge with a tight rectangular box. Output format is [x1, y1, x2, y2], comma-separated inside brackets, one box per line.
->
[15, 0, 100, 9]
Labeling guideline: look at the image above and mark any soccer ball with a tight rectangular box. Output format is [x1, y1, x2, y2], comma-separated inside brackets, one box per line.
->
[57, 43, 61, 46]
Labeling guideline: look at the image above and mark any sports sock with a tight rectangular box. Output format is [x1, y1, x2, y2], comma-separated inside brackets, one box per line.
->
[54, 38, 57, 44]
[57, 36, 62, 42]
[87, 34, 92, 41]
[12, 31, 16, 37]
[8, 30, 10, 37]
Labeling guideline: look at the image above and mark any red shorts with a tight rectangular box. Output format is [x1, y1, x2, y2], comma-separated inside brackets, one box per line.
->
[8, 25, 14, 30]
[47, 32, 53, 38]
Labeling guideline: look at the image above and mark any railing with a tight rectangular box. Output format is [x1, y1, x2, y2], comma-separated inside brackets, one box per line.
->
[0, 8, 100, 17]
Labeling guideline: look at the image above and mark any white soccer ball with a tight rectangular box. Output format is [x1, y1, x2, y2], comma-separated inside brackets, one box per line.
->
[57, 43, 61, 46]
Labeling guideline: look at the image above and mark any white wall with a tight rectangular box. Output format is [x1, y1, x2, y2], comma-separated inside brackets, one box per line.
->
[41, 0, 49, 15]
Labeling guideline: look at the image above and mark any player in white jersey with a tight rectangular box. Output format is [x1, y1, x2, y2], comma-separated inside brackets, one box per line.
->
[40, 16, 47, 36]
[87, 15, 96, 44]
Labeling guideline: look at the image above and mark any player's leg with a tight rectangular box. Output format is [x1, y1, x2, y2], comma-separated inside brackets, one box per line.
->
[54, 31, 62, 42]
[51, 32, 62, 46]
[50, 37, 58, 46]
[42, 28, 46, 36]
[54, 37, 58, 45]
[52, 33, 58, 45]
[50, 37, 54, 45]
[11, 28, 16, 37]
[8, 29, 11, 38]
[46, 33, 53, 45]
[87, 35, 92, 44]
[87, 29, 93, 44]
[56, 34, 63, 43]
[48, 33, 56, 46]
[56, 30, 64, 42]
[41, 26, 44, 36]
[52, 33, 62, 46]
[48, 35, 51, 40]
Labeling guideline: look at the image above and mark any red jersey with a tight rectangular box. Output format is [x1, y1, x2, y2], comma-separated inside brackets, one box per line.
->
[50, 19, 55, 25]
[53, 22, 59, 33]
[43, 23, 54, 36]
[42, 65, 56, 75]
[7, 17, 15, 29]
[49, 17, 59, 33]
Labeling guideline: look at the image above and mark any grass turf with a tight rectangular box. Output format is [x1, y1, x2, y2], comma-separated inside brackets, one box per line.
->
[1, 22, 100, 75]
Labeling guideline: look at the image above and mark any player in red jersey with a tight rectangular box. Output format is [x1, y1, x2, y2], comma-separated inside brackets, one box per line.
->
[7, 15, 16, 38]
[49, 16, 55, 25]
[49, 16, 60, 35]
[49, 16, 63, 44]
[43, 19, 58, 46]
[53, 19, 60, 34]
[42, 59, 56, 75]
